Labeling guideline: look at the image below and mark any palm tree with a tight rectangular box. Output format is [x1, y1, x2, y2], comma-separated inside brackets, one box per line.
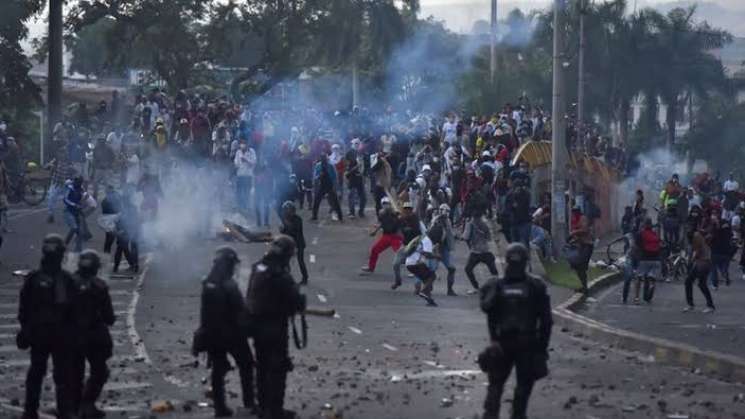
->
[643, 6, 731, 148]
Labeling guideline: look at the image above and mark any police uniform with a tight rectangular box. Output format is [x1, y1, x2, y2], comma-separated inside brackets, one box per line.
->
[71, 260, 116, 418]
[18, 241, 78, 419]
[246, 251, 306, 419]
[479, 244, 553, 419]
[199, 258, 255, 416]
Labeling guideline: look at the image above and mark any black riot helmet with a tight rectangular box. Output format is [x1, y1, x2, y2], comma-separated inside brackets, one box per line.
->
[214, 246, 240, 266]
[42, 234, 66, 257]
[267, 234, 296, 263]
[207, 246, 240, 283]
[41, 234, 66, 273]
[504, 243, 529, 279]
[78, 249, 102, 278]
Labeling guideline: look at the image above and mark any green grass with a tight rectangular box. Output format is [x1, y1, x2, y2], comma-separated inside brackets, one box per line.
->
[542, 259, 606, 290]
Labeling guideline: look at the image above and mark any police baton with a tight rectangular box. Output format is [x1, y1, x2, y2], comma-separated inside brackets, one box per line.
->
[304, 307, 336, 317]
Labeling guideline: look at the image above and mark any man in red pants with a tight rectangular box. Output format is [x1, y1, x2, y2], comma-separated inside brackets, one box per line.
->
[361, 197, 402, 274]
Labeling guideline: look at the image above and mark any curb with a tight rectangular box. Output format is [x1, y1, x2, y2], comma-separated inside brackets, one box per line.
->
[552, 271, 745, 384]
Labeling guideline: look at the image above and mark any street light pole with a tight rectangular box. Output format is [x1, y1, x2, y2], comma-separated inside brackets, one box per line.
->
[490, 0, 497, 84]
[577, 0, 587, 144]
[551, 0, 569, 251]
[48, 0, 64, 136]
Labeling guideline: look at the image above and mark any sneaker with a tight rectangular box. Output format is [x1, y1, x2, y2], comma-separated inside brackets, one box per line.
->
[682, 306, 695, 312]
[359, 266, 373, 275]
[331, 214, 339, 221]
[466, 289, 479, 295]
[633, 297, 640, 305]
[391, 280, 402, 290]
[348, 213, 356, 219]
[702, 307, 715, 314]
[447, 288, 457, 296]
[741, 273, 745, 281]
[417, 292, 436, 306]
[358, 211, 365, 218]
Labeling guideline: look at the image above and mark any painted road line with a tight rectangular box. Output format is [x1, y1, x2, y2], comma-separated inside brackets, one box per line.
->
[103, 381, 152, 392]
[126, 255, 151, 365]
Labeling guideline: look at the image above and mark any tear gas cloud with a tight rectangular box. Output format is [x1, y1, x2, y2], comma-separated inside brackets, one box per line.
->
[616, 148, 695, 217]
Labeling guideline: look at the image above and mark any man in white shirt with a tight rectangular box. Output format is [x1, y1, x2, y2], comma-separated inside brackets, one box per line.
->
[441, 114, 458, 147]
[723, 172, 740, 220]
[233, 140, 257, 215]
[405, 227, 443, 306]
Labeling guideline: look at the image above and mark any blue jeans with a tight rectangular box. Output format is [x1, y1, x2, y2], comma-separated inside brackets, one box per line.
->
[710, 253, 731, 287]
[64, 210, 83, 252]
[531, 225, 554, 259]
[511, 222, 531, 246]
[235, 176, 252, 214]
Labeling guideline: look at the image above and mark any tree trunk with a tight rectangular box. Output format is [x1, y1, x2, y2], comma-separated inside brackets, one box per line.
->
[618, 97, 630, 145]
[666, 97, 677, 149]
[48, 0, 64, 135]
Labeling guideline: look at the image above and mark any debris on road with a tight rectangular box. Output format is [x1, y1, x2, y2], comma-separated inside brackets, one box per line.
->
[150, 400, 174, 413]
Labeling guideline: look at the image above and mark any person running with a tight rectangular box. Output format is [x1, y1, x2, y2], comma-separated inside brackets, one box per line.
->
[684, 229, 716, 313]
[63, 177, 87, 253]
[392, 201, 424, 290]
[462, 209, 499, 294]
[361, 197, 402, 274]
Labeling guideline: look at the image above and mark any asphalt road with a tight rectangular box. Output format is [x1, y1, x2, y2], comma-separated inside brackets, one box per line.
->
[0, 205, 744, 419]
[581, 262, 745, 359]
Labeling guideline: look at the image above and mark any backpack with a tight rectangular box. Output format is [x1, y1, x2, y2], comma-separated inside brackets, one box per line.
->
[404, 235, 423, 257]
[640, 229, 661, 256]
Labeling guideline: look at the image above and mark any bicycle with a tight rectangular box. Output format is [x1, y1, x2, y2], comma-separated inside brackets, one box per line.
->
[7, 163, 49, 206]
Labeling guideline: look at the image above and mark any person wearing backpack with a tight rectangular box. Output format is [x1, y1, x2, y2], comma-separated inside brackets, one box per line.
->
[463, 210, 499, 293]
[636, 218, 662, 303]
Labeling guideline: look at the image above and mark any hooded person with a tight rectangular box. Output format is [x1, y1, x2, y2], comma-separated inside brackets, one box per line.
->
[361, 197, 402, 275]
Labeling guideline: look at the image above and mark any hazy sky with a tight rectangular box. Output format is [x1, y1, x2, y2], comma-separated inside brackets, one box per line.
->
[419, 0, 745, 34]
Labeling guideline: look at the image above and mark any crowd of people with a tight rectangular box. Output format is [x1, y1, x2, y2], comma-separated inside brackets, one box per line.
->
[619, 170, 745, 312]
[6, 84, 744, 419]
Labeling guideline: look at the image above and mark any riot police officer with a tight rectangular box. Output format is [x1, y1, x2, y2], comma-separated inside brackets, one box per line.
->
[71, 250, 116, 418]
[246, 235, 306, 419]
[197, 246, 255, 417]
[479, 243, 553, 419]
[17, 234, 78, 419]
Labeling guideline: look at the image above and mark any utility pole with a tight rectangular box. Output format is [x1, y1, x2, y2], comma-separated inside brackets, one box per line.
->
[551, 0, 569, 251]
[490, 0, 497, 84]
[48, 0, 64, 137]
[577, 0, 587, 147]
